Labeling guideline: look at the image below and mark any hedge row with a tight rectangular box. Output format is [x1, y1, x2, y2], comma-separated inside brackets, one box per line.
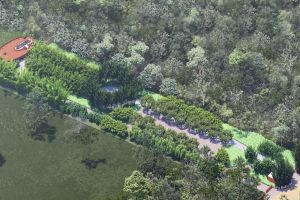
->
[141, 95, 232, 143]
[129, 115, 200, 162]
[0, 59, 68, 105]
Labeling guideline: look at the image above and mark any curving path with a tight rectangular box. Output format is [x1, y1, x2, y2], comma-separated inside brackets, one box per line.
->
[138, 107, 300, 198]
[138, 108, 223, 152]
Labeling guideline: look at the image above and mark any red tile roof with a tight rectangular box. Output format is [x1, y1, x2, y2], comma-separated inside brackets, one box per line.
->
[0, 37, 34, 61]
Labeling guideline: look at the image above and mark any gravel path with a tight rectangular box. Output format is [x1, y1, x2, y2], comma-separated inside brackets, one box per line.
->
[138, 108, 223, 152]
[138, 107, 283, 196]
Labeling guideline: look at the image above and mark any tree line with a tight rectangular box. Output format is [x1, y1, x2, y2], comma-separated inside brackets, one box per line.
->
[141, 95, 233, 143]
[26, 42, 141, 108]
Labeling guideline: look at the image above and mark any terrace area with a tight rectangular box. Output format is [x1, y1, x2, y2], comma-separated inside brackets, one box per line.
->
[0, 37, 34, 61]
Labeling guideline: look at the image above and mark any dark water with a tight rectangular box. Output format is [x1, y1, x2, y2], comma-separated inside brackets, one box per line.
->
[0, 89, 138, 200]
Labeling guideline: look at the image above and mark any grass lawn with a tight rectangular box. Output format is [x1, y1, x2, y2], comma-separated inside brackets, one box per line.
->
[225, 145, 245, 163]
[47, 43, 100, 70]
[0, 29, 23, 46]
[223, 124, 267, 149]
[68, 95, 90, 108]
[140, 90, 164, 101]
[223, 123, 295, 168]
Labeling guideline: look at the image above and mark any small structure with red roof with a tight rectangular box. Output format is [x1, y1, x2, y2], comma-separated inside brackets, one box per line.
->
[0, 37, 34, 61]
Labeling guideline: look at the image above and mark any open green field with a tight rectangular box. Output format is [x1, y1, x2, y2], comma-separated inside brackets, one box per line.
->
[0, 88, 139, 200]
[0, 29, 23, 46]
[68, 95, 91, 108]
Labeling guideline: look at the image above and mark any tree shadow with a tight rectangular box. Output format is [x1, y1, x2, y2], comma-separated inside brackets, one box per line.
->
[30, 123, 57, 142]
[81, 158, 107, 170]
[0, 153, 6, 167]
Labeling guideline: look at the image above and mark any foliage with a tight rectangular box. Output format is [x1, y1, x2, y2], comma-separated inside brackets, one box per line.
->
[253, 158, 274, 175]
[63, 102, 89, 119]
[140, 95, 155, 110]
[143, 95, 231, 142]
[258, 141, 283, 158]
[273, 155, 294, 187]
[138, 64, 163, 90]
[26, 42, 100, 98]
[215, 148, 230, 167]
[23, 92, 50, 134]
[110, 107, 134, 123]
[295, 141, 300, 173]
[123, 170, 152, 200]
[159, 78, 177, 96]
[100, 115, 128, 138]
[67, 95, 90, 108]
[245, 146, 257, 163]
[129, 115, 200, 162]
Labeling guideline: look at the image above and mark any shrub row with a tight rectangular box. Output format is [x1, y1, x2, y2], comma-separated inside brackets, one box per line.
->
[100, 115, 128, 138]
[0, 59, 68, 105]
[141, 95, 232, 143]
[26, 42, 100, 98]
[129, 115, 200, 162]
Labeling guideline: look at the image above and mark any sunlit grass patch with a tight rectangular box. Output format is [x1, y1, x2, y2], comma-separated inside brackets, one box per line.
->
[68, 95, 90, 108]
[47, 43, 101, 70]
[225, 145, 245, 163]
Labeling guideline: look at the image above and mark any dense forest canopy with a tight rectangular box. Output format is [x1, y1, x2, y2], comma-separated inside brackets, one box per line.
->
[2, 0, 300, 148]
[1, 0, 300, 199]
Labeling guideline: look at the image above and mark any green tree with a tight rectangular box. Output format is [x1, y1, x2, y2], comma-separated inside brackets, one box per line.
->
[273, 155, 294, 187]
[294, 141, 300, 173]
[23, 92, 50, 135]
[216, 148, 230, 167]
[159, 78, 177, 96]
[138, 64, 163, 90]
[245, 146, 257, 163]
[123, 170, 152, 200]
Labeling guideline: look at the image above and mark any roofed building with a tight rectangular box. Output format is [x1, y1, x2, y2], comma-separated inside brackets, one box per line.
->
[0, 37, 34, 61]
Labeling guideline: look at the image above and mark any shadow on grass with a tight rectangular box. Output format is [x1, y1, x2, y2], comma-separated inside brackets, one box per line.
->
[30, 123, 57, 142]
[81, 158, 107, 170]
[0, 153, 6, 167]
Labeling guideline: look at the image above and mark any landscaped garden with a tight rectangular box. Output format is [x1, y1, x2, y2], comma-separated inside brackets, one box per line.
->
[142, 93, 296, 188]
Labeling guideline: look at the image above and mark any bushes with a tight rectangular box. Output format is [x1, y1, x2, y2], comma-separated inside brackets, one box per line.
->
[245, 146, 257, 163]
[129, 115, 200, 162]
[273, 155, 294, 187]
[100, 115, 128, 138]
[63, 102, 88, 119]
[87, 112, 103, 125]
[0, 60, 69, 105]
[253, 158, 274, 175]
[215, 148, 230, 167]
[257, 141, 283, 158]
[141, 95, 231, 142]
[26, 42, 100, 98]
[110, 107, 134, 123]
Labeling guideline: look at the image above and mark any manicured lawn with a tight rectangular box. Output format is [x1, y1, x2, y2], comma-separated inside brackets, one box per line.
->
[223, 123, 295, 168]
[225, 145, 245, 163]
[0, 29, 23, 46]
[223, 124, 266, 149]
[47, 43, 100, 70]
[282, 150, 295, 168]
[68, 95, 90, 108]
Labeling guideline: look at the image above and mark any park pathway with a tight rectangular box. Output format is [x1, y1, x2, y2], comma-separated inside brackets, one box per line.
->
[138, 108, 223, 152]
[138, 107, 300, 198]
